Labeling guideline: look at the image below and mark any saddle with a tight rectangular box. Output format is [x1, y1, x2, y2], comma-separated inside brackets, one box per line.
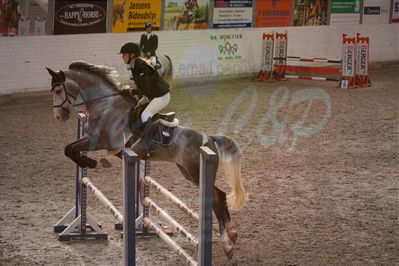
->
[152, 112, 179, 146]
[127, 99, 178, 147]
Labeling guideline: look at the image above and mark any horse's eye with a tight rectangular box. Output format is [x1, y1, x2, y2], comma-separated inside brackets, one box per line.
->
[55, 89, 62, 95]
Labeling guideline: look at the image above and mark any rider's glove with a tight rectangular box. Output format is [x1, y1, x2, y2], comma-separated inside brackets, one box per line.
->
[129, 88, 140, 96]
[119, 88, 132, 96]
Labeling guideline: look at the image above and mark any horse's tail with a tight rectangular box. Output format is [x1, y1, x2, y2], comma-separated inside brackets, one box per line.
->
[210, 135, 248, 211]
[164, 55, 173, 80]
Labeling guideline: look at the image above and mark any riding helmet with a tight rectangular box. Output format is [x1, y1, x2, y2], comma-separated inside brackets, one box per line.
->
[145, 22, 152, 28]
[119, 42, 141, 55]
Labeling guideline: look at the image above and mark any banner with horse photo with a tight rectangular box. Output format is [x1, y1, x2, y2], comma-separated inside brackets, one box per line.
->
[0, 0, 7, 35]
[293, 0, 328, 26]
[164, 0, 209, 31]
[0, 0, 22, 36]
[112, 0, 162, 33]
[14, 0, 48, 36]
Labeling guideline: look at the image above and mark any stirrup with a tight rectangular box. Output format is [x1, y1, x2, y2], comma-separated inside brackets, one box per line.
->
[159, 118, 179, 127]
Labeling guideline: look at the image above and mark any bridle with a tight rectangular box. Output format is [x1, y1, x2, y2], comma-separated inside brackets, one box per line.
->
[51, 81, 76, 109]
[51, 80, 123, 109]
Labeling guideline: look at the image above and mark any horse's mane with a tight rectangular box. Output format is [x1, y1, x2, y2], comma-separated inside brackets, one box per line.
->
[68, 61, 121, 92]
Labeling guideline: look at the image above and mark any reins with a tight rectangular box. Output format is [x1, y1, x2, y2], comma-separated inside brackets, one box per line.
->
[73, 92, 121, 107]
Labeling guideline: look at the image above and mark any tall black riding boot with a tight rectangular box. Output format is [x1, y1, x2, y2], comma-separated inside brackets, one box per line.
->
[140, 120, 155, 157]
[128, 109, 144, 134]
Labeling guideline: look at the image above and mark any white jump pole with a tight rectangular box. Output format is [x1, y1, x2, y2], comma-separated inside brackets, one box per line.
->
[130, 146, 216, 266]
[144, 175, 200, 221]
[82, 177, 124, 225]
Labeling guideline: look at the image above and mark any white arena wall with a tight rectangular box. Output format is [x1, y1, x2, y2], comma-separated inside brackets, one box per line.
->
[0, 24, 398, 94]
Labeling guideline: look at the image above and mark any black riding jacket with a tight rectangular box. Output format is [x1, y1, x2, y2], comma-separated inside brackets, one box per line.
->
[140, 33, 158, 56]
[130, 58, 169, 100]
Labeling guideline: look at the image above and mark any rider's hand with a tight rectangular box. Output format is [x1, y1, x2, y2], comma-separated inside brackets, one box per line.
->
[119, 87, 131, 96]
[119, 85, 140, 97]
[119, 84, 131, 94]
[129, 88, 140, 96]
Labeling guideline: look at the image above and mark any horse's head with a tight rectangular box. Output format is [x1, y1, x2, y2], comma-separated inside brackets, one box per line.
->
[46, 67, 79, 122]
[192, 0, 199, 9]
[113, 0, 125, 24]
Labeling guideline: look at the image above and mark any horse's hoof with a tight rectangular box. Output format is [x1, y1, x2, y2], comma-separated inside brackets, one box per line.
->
[228, 230, 238, 244]
[223, 243, 234, 259]
[144, 150, 155, 159]
[96, 158, 112, 169]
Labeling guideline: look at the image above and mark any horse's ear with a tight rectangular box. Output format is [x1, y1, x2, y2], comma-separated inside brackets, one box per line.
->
[46, 67, 57, 77]
[59, 70, 66, 82]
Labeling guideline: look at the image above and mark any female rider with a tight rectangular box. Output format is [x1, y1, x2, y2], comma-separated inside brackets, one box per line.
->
[119, 42, 170, 156]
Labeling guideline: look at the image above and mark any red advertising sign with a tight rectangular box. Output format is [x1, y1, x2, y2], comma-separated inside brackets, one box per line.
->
[256, 0, 293, 27]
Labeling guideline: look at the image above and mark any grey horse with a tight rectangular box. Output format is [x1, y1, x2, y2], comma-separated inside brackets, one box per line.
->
[155, 54, 173, 81]
[46, 61, 247, 258]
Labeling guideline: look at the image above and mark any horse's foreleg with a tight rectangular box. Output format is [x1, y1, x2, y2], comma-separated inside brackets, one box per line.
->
[64, 135, 98, 169]
[175, 17, 181, 30]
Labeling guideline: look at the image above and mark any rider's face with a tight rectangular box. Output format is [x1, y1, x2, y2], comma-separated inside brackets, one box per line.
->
[122, 53, 134, 64]
[146, 27, 152, 33]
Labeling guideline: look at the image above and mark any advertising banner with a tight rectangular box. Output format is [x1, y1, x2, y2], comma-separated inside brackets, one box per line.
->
[342, 42, 355, 77]
[15, 0, 48, 35]
[34, 18, 46, 35]
[164, 0, 209, 31]
[53, 0, 107, 35]
[262, 34, 274, 71]
[330, 0, 360, 25]
[0, 0, 21, 36]
[255, 0, 292, 27]
[293, 0, 328, 26]
[18, 17, 28, 35]
[393, 0, 399, 23]
[112, 0, 162, 33]
[362, 0, 390, 24]
[213, 0, 253, 29]
[356, 41, 368, 76]
[0, 0, 7, 35]
[24, 0, 48, 35]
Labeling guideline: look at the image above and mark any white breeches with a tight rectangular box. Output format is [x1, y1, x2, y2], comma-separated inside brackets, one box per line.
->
[141, 92, 171, 122]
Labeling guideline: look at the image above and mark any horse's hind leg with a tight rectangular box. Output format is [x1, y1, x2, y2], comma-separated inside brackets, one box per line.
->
[213, 186, 238, 259]
[64, 135, 99, 169]
[176, 163, 237, 259]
